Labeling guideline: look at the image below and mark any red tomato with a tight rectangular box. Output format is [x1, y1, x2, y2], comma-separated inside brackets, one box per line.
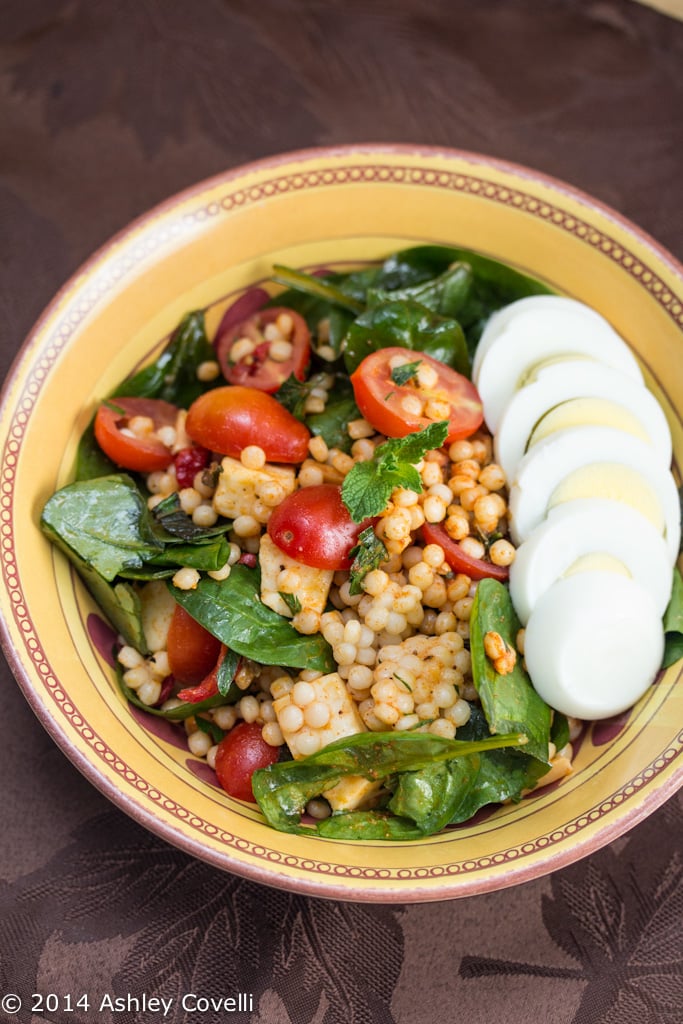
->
[168, 605, 222, 686]
[268, 484, 374, 569]
[176, 644, 228, 703]
[421, 522, 510, 582]
[350, 347, 483, 444]
[174, 445, 210, 489]
[185, 386, 310, 463]
[216, 306, 310, 392]
[214, 722, 279, 802]
[94, 397, 179, 472]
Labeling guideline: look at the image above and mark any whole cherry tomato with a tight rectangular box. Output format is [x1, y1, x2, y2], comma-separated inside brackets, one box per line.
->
[94, 396, 179, 472]
[214, 722, 280, 802]
[216, 306, 310, 393]
[185, 386, 310, 463]
[167, 604, 222, 686]
[351, 347, 483, 444]
[268, 484, 374, 569]
[421, 522, 510, 581]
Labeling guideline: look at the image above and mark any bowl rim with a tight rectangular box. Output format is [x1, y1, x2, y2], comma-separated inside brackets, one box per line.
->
[2, 142, 682, 902]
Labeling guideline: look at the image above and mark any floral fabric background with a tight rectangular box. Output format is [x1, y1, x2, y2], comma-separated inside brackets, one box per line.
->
[1, 2, 682, 1022]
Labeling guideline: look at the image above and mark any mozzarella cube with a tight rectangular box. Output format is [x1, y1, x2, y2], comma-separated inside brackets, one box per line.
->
[324, 775, 382, 813]
[139, 579, 176, 652]
[259, 534, 333, 619]
[212, 456, 296, 523]
[273, 672, 366, 756]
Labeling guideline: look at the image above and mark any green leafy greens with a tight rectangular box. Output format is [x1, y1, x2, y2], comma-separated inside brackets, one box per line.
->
[341, 420, 449, 521]
[169, 565, 335, 673]
[348, 526, 389, 596]
[252, 729, 528, 837]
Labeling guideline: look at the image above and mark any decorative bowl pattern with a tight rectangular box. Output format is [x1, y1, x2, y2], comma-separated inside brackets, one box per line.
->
[1, 145, 681, 901]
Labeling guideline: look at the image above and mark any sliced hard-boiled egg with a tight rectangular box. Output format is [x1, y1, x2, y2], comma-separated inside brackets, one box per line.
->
[528, 396, 652, 447]
[474, 297, 643, 432]
[508, 498, 673, 625]
[472, 294, 624, 382]
[494, 360, 672, 482]
[523, 572, 664, 719]
[507, 425, 681, 561]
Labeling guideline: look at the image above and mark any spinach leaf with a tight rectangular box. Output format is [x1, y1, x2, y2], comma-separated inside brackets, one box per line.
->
[150, 492, 230, 544]
[374, 245, 552, 354]
[117, 310, 216, 407]
[367, 262, 473, 320]
[387, 703, 549, 832]
[343, 299, 469, 376]
[276, 373, 360, 453]
[307, 378, 361, 453]
[79, 559, 149, 653]
[252, 728, 528, 835]
[377, 245, 550, 303]
[41, 474, 162, 581]
[269, 270, 367, 359]
[272, 264, 365, 314]
[169, 565, 335, 672]
[144, 536, 233, 573]
[274, 373, 320, 420]
[388, 756, 479, 834]
[470, 578, 552, 763]
[316, 810, 424, 841]
[216, 647, 241, 698]
[446, 706, 548, 823]
[118, 669, 231, 719]
[551, 710, 571, 751]
[662, 567, 683, 668]
[74, 421, 118, 482]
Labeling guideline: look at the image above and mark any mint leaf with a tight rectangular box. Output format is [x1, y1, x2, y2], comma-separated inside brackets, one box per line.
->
[279, 591, 302, 615]
[390, 359, 422, 386]
[388, 420, 449, 464]
[341, 420, 449, 521]
[349, 526, 389, 595]
[341, 462, 395, 522]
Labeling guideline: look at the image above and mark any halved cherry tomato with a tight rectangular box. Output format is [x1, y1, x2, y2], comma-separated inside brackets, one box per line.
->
[167, 604, 222, 686]
[421, 522, 510, 581]
[176, 644, 229, 703]
[185, 385, 310, 463]
[216, 306, 310, 393]
[94, 396, 179, 472]
[268, 483, 374, 569]
[350, 347, 483, 444]
[214, 721, 280, 802]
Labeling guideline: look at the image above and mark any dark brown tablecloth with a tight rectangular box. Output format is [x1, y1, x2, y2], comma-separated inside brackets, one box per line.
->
[2, 2, 682, 1022]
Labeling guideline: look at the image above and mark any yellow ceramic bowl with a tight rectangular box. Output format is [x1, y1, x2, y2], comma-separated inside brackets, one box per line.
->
[1, 146, 682, 902]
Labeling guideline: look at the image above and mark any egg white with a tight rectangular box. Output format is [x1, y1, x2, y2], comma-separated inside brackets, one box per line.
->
[494, 359, 672, 482]
[523, 572, 664, 720]
[508, 497, 673, 624]
[475, 298, 642, 432]
[507, 425, 680, 561]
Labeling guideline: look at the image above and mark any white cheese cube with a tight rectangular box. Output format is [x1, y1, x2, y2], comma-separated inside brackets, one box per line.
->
[259, 534, 333, 619]
[273, 672, 381, 811]
[212, 456, 296, 523]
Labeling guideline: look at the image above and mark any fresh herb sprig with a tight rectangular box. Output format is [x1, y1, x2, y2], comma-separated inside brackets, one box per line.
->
[341, 420, 449, 522]
[348, 526, 389, 595]
[390, 359, 422, 386]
